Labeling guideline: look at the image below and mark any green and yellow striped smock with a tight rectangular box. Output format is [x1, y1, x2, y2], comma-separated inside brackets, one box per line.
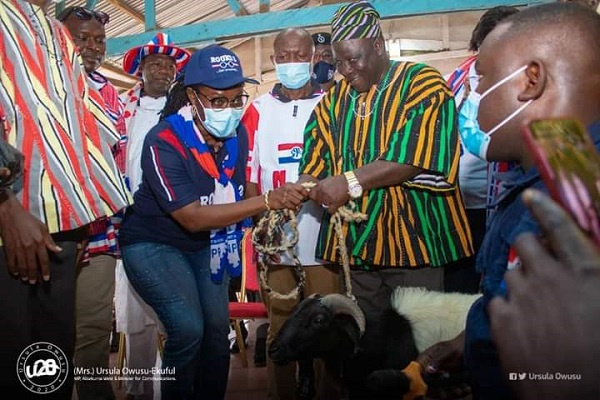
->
[300, 61, 473, 268]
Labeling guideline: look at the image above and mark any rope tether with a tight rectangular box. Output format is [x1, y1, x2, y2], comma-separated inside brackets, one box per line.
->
[251, 182, 367, 302]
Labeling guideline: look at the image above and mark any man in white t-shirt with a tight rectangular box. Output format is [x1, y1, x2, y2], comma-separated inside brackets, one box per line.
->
[242, 28, 341, 400]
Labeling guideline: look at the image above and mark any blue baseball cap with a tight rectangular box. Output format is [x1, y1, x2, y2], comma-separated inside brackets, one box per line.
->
[184, 45, 259, 89]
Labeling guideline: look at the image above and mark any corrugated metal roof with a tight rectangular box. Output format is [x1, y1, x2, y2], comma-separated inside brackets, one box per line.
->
[51, 0, 308, 39]
[49, 0, 308, 89]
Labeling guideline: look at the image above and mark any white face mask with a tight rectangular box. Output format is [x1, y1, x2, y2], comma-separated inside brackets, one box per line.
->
[458, 65, 532, 160]
[192, 92, 242, 139]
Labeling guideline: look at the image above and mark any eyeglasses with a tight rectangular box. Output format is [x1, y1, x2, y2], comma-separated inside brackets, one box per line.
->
[57, 7, 110, 26]
[197, 91, 250, 111]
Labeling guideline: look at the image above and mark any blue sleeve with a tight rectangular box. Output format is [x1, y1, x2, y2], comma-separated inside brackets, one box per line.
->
[141, 129, 199, 213]
[478, 183, 546, 298]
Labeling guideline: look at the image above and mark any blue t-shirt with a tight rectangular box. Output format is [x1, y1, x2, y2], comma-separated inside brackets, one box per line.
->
[464, 120, 600, 400]
[119, 120, 248, 252]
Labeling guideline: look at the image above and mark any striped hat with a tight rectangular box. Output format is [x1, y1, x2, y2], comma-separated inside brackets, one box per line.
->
[331, 0, 381, 43]
[122, 32, 191, 77]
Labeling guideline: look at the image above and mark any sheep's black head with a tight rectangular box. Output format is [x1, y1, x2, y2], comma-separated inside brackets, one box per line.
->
[269, 294, 366, 365]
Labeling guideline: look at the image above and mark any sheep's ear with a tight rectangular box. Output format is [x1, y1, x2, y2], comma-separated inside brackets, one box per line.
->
[333, 314, 362, 354]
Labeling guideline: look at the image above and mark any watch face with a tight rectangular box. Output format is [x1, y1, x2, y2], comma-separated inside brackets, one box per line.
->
[349, 185, 363, 199]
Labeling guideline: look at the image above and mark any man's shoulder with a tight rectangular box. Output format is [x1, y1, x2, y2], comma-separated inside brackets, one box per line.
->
[494, 179, 547, 243]
[391, 61, 446, 85]
[250, 92, 272, 109]
[120, 83, 142, 103]
[145, 120, 174, 144]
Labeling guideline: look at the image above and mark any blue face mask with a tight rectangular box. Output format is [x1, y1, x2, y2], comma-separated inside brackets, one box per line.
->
[275, 62, 311, 89]
[312, 61, 336, 84]
[459, 65, 532, 160]
[194, 94, 243, 139]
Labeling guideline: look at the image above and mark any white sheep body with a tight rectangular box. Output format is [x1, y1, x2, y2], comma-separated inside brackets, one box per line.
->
[391, 287, 481, 353]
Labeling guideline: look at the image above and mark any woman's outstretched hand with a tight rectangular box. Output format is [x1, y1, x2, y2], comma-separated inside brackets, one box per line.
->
[267, 183, 310, 211]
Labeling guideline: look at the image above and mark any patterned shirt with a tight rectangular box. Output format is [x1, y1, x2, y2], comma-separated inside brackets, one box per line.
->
[0, 0, 130, 234]
[300, 61, 473, 268]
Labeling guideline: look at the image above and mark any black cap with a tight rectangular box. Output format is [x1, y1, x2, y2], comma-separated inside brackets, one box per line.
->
[312, 32, 331, 46]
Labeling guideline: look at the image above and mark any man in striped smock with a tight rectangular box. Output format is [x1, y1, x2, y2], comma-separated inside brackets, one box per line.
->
[59, 6, 126, 400]
[298, 1, 473, 396]
[0, 0, 130, 397]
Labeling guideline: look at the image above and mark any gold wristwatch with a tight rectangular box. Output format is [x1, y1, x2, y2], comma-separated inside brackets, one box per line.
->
[344, 170, 363, 199]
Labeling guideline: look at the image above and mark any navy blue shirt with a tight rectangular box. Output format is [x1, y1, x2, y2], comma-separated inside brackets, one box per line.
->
[119, 120, 248, 251]
[464, 120, 600, 400]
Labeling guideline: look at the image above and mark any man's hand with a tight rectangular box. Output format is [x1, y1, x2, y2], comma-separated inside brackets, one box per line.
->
[416, 331, 466, 375]
[0, 192, 62, 284]
[416, 331, 471, 399]
[308, 175, 349, 213]
[489, 189, 600, 400]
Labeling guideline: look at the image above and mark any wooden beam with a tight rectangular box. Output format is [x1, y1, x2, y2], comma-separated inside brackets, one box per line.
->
[86, 0, 100, 9]
[441, 14, 450, 50]
[99, 62, 138, 85]
[254, 37, 262, 82]
[145, 0, 156, 31]
[108, 0, 552, 56]
[55, 0, 65, 18]
[259, 0, 270, 13]
[225, 0, 249, 16]
[106, 0, 163, 29]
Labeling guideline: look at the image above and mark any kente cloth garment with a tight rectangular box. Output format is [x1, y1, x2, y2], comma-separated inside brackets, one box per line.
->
[0, 0, 130, 234]
[300, 61, 473, 268]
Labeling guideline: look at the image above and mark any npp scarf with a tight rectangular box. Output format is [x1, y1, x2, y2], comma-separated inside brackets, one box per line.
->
[166, 105, 248, 282]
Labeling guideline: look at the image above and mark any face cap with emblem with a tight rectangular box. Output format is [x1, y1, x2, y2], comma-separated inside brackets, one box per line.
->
[184, 45, 259, 89]
[312, 32, 331, 46]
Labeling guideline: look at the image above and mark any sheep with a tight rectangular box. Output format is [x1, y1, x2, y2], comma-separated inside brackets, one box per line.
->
[269, 287, 481, 398]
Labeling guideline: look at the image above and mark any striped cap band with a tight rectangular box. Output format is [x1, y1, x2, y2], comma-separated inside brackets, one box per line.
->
[331, 1, 381, 43]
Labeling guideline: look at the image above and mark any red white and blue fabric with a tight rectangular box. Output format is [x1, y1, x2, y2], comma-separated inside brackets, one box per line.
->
[83, 71, 128, 262]
[165, 105, 249, 282]
[486, 161, 518, 222]
[122, 32, 191, 77]
[446, 55, 477, 100]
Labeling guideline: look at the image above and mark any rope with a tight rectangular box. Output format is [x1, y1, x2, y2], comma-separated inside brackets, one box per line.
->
[251, 182, 367, 302]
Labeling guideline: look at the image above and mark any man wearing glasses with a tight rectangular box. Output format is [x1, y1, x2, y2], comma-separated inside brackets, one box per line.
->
[59, 7, 126, 399]
[116, 33, 190, 399]
[241, 28, 342, 400]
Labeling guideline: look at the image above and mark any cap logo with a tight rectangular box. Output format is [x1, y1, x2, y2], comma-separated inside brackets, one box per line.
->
[317, 34, 326, 44]
[210, 54, 240, 72]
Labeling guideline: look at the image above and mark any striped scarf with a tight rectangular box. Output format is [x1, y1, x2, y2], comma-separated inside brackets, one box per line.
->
[166, 106, 246, 281]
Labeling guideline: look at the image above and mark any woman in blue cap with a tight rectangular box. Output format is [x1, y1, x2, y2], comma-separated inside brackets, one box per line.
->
[119, 45, 309, 399]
